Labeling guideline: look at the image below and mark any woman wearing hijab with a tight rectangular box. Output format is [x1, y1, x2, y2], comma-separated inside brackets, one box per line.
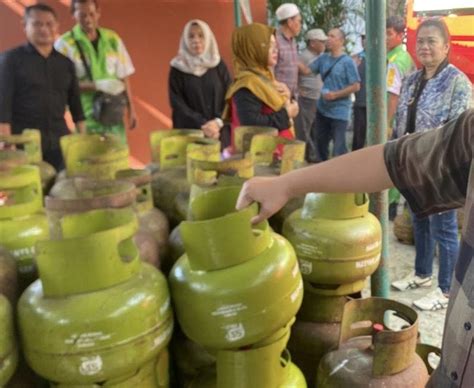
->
[224, 23, 299, 153]
[169, 20, 231, 146]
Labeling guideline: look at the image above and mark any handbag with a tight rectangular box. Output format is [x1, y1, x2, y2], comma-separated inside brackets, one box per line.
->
[73, 36, 128, 126]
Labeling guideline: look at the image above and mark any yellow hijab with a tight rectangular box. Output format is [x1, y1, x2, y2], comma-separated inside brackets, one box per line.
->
[224, 23, 287, 118]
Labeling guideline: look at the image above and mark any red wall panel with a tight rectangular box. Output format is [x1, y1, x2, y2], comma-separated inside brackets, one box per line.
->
[0, 0, 267, 164]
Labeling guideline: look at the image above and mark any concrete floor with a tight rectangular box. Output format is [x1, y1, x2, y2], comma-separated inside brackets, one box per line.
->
[362, 217, 446, 349]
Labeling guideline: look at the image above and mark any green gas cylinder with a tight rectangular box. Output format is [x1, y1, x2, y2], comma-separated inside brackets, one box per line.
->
[169, 186, 303, 349]
[188, 328, 306, 388]
[0, 149, 29, 170]
[0, 165, 49, 289]
[149, 132, 220, 226]
[18, 208, 173, 385]
[316, 298, 429, 388]
[233, 126, 278, 155]
[0, 247, 18, 305]
[283, 192, 382, 295]
[148, 129, 203, 171]
[47, 174, 168, 269]
[0, 129, 56, 193]
[60, 133, 129, 180]
[50, 351, 169, 388]
[241, 130, 306, 233]
[116, 169, 170, 266]
[0, 294, 18, 386]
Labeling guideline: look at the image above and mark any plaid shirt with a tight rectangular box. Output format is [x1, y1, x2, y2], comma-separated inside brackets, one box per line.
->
[274, 29, 298, 98]
[384, 109, 474, 387]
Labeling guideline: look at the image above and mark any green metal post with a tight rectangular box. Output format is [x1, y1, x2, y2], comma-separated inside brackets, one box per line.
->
[366, 0, 390, 297]
[234, 0, 242, 27]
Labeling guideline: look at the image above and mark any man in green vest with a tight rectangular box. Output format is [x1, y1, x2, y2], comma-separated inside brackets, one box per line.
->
[386, 16, 415, 136]
[55, 0, 137, 143]
[386, 16, 415, 219]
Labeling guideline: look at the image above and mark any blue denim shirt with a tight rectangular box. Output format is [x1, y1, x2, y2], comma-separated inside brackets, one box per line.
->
[309, 53, 360, 121]
[394, 64, 472, 137]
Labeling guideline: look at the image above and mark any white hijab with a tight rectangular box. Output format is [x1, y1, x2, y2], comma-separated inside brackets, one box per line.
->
[170, 19, 221, 77]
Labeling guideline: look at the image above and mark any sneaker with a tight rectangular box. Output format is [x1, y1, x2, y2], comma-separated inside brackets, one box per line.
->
[413, 288, 449, 311]
[391, 274, 432, 291]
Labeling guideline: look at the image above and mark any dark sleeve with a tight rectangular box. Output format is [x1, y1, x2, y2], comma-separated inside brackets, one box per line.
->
[0, 52, 14, 123]
[234, 88, 290, 131]
[384, 110, 473, 217]
[67, 59, 85, 122]
[168, 67, 207, 127]
[218, 60, 232, 91]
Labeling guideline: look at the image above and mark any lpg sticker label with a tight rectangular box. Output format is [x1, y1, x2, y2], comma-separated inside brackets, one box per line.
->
[295, 242, 320, 257]
[298, 259, 313, 275]
[10, 246, 35, 259]
[212, 303, 248, 318]
[355, 254, 380, 269]
[290, 280, 303, 303]
[224, 323, 246, 342]
[153, 323, 173, 348]
[79, 355, 103, 376]
[65, 332, 112, 348]
[365, 241, 380, 252]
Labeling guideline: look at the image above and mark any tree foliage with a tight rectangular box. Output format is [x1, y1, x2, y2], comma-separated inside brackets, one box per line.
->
[267, 0, 364, 49]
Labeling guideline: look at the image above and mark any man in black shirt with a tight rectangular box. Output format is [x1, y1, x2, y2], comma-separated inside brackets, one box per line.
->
[0, 3, 85, 170]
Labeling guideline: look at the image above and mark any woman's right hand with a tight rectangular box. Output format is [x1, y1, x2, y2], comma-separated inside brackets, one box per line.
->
[285, 100, 299, 118]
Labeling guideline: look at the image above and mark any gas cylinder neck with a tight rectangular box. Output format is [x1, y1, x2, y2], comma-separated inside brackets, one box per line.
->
[180, 186, 271, 271]
[301, 192, 369, 220]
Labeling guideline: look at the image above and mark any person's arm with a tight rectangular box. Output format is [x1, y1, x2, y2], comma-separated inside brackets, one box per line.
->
[387, 92, 399, 137]
[169, 67, 207, 127]
[237, 144, 393, 223]
[75, 120, 86, 134]
[234, 88, 293, 130]
[0, 123, 11, 136]
[238, 110, 473, 223]
[447, 74, 472, 122]
[201, 61, 233, 139]
[299, 55, 321, 76]
[323, 82, 360, 101]
[0, 52, 14, 135]
[386, 63, 403, 135]
[323, 58, 361, 100]
[124, 76, 137, 129]
[67, 61, 86, 133]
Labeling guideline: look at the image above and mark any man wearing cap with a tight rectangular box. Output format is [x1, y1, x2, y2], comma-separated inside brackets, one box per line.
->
[274, 3, 302, 99]
[295, 28, 327, 162]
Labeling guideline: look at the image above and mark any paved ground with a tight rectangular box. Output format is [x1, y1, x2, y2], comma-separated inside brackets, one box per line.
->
[362, 214, 446, 349]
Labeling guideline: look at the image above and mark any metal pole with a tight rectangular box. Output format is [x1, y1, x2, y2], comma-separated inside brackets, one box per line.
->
[234, 0, 242, 27]
[366, 0, 390, 297]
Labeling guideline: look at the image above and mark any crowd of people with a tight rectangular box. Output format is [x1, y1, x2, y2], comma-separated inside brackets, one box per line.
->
[0, 0, 472, 306]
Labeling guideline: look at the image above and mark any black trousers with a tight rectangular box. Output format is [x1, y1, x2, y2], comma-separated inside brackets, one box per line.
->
[43, 146, 64, 171]
[352, 106, 367, 151]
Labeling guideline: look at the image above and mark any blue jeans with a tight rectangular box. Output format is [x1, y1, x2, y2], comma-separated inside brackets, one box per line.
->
[314, 111, 348, 161]
[411, 209, 459, 294]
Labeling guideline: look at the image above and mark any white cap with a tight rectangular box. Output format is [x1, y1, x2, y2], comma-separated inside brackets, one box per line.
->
[305, 28, 328, 41]
[275, 3, 300, 21]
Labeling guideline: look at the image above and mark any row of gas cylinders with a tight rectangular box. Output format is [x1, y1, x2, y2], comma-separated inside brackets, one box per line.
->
[0, 128, 437, 387]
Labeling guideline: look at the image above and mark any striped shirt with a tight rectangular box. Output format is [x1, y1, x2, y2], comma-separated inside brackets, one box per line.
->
[274, 29, 298, 98]
[385, 109, 474, 388]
